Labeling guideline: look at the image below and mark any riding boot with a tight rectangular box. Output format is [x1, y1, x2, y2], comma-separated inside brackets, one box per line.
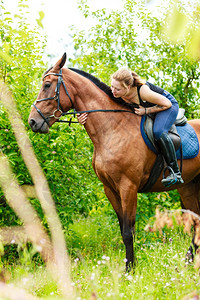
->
[156, 132, 184, 187]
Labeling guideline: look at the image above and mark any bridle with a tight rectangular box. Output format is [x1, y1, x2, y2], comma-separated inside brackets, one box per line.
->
[33, 69, 75, 126]
[32, 68, 135, 127]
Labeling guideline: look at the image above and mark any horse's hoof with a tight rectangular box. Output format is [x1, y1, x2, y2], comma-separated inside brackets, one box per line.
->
[185, 248, 194, 264]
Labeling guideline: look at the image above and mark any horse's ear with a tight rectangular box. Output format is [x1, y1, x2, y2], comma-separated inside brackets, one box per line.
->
[53, 53, 67, 72]
[59, 52, 67, 68]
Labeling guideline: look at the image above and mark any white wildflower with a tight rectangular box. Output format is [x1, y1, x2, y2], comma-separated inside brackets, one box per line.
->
[90, 273, 95, 280]
[127, 275, 133, 281]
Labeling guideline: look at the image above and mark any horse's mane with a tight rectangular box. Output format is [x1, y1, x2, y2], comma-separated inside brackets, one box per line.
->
[69, 68, 138, 111]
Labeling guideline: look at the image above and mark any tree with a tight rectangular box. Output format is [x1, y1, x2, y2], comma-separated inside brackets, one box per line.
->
[68, 0, 200, 223]
[70, 0, 200, 118]
[0, 0, 47, 226]
[1, 0, 199, 231]
[0, 1, 103, 227]
[0, 0, 46, 117]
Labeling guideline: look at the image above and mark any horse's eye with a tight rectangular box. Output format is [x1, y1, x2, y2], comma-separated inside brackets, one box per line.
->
[44, 82, 51, 89]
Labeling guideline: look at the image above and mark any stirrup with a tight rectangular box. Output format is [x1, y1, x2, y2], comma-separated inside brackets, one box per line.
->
[161, 166, 184, 187]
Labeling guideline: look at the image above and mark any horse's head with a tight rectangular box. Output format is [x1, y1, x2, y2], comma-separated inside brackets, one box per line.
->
[28, 53, 71, 133]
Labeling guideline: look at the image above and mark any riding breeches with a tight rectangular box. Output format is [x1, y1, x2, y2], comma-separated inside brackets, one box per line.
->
[153, 91, 179, 140]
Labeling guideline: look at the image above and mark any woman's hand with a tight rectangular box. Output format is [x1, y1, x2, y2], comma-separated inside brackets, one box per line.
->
[77, 113, 88, 125]
[134, 106, 146, 116]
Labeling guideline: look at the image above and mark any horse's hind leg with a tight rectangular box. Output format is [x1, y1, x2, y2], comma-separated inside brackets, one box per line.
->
[178, 177, 200, 261]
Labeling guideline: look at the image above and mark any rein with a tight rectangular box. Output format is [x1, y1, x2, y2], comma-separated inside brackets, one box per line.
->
[33, 69, 135, 126]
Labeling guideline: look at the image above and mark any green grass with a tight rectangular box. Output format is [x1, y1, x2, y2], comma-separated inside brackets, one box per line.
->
[67, 215, 200, 300]
[1, 212, 200, 299]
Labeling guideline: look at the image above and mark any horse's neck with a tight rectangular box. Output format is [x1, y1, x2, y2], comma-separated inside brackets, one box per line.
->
[65, 71, 138, 145]
[78, 95, 120, 142]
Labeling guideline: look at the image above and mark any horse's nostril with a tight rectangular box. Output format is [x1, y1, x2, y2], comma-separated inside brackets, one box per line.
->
[29, 118, 36, 128]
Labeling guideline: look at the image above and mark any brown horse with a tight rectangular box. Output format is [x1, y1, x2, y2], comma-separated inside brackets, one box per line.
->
[28, 53, 200, 270]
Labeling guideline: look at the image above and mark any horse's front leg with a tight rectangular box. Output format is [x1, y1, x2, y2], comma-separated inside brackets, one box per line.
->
[103, 184, 124, 235]
[186, 234, 199, 262]
[104, 183, 137, 271]
[123, 218, 135, 271]
[120, 184, 138, 272]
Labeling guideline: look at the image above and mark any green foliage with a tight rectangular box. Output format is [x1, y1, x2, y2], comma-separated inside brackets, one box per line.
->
[0, 0, 196, 239]
[4, 214, 199, 299]
[136, 190, 181, 231]
[70, 0, 200, 118]
[10, 263, 60, 297]
[0, 0, 47, 225]
[0, 0, 47, 114]
[0, 1, 200, 297]
[0, 0, 47, 151]
[68, 218, 198, 300]
[164, 0, 200, 60]
[28, 124, 105, 227]
[0, 1, 106, 229]
[66, 202, 123, 258]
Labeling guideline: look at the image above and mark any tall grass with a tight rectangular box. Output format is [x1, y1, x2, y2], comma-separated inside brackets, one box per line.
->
[4, 211, 200, 299]
[67, 213, 200, 300]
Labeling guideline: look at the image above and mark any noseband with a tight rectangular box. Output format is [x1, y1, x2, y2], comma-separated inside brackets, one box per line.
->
[32, 69, 74, 126]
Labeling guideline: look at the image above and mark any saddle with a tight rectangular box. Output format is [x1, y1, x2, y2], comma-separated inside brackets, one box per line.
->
[143, 108, 187, 152]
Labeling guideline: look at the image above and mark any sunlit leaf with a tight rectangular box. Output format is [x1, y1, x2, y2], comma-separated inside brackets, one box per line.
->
[164, 6, 189, 42]
[186, 26, 200, 59]
[36, 11, 45, 29]
[14, 14, 22, 19]
[38, 10, 45, 20]
[0, 50, 11, 64]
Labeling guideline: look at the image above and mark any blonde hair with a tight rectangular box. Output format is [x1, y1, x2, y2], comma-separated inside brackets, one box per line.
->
[111, 68, 146, 88]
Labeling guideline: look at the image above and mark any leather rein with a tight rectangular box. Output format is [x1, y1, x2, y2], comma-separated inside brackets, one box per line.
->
[33, 69, 135, 126]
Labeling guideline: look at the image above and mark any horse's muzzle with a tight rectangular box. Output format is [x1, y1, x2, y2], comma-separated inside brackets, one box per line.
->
[28, 117, 49, 133]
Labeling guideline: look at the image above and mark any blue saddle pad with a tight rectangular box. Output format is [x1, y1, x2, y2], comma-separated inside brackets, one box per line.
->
[140, 116, 199, 159]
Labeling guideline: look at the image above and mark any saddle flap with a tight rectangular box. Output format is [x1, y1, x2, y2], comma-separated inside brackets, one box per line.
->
[143, 116, 181, 151]
[168, 124, 181, 151]
[143, 115, 157, 149]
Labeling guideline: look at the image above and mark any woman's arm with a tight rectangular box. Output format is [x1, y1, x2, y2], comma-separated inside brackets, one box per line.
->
[134, 85, 172, 116]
